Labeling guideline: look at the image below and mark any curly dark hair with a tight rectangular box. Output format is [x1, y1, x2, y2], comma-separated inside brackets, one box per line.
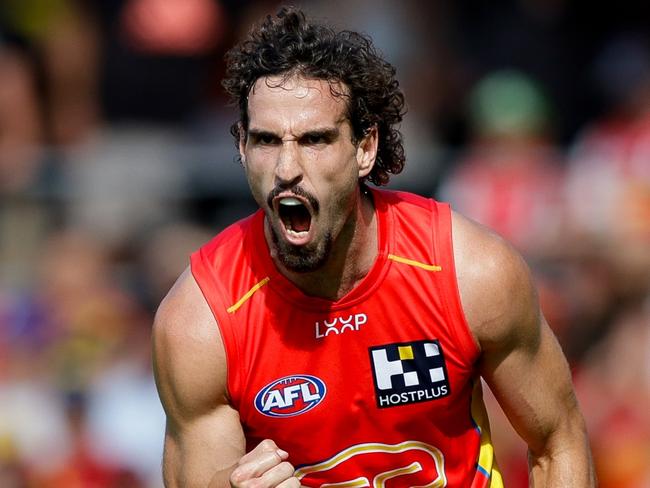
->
[222, 7, 406, 186]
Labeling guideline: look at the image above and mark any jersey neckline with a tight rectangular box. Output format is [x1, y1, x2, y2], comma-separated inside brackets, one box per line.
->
[249, 187, 392, 312]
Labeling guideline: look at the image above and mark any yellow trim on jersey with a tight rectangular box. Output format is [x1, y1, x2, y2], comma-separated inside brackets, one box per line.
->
[321, 478, 369, 488]
[388, 254, 442, 272]
[227, 277, 270, 313]
[489, 469, 504, 487]
[374, 462, 422, 486]
[471, 381, 505, 488]
[294, 440, 446, 486]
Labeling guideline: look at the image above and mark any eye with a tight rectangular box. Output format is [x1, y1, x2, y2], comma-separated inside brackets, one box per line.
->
[305, 134, 325, 144]
[250, 132, 279, 146]
[302, 132, 333, 145]
[258, 134, 277, 145]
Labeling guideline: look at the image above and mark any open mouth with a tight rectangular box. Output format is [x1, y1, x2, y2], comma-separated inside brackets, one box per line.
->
[278, 197, 312, 237]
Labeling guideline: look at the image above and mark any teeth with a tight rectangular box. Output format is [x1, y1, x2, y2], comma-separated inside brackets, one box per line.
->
[287, 229, 308, 237]
[279, 197, 303, 206]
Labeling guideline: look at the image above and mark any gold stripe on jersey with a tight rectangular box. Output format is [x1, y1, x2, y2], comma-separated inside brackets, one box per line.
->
[388, 254, 442, 272]
[227, 277, 270, 313]
[294, 440, 446, 486]
[471, 380, 505, 488]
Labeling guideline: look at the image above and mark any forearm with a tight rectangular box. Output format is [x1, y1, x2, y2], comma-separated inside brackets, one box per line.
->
[208, 466, 236, 488]
[527, 414, 596, 487]
[162, 433, 239, 488]
[163, 458, 235, 488]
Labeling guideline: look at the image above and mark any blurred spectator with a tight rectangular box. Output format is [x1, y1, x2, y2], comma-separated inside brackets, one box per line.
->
[34, 393, 147, 488]
[0, 375, 71, 480]
[120, 0, 224, 56]
[575, 298, 650, 488]
[565, 34, 650, 299]
[439, 69, 565, 256]
[0, 227, 161, 485]
[449, 0, 593, 145]
[95, 0, 226, 124]
[0, 0, 100, 148]
[0, 43, 42, 193]
[562, 36, 650, 488]
[0, 435, 30, 488]
[37, 229, 149, 391]
[39, 2, 100, 147]
[135, 221, 214, 310]
[85, 326, 164, 487]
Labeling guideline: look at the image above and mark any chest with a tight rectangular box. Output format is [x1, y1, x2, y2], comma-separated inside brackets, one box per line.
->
[232, 282, 477, 461]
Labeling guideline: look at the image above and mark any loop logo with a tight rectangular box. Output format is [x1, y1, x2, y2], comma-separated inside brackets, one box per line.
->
[369, 340, 450, 408]
[315, 313, 368, 339]
[294, 440, 447, 487]
[254, 375, 326, 418]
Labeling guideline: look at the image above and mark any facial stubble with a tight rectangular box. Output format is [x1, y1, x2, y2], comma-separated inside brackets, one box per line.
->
[269, 225, 333, 273]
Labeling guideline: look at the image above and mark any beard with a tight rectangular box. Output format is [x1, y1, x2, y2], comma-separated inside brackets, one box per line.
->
[265, 184, 331, 273]
[269, 225, 333, 273]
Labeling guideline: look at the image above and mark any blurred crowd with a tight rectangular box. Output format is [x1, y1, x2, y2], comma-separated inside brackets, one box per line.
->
[0, 1, 648, 487]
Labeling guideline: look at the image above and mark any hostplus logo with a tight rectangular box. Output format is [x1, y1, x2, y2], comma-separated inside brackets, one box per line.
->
[369, 340, 450, 408]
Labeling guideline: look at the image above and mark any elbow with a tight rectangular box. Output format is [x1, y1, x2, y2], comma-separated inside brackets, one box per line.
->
[528, 407, 595, 486]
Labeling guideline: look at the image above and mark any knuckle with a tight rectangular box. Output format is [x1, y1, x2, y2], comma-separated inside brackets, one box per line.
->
[230, 467, 247, 484]
[278, 462, 295, 477]
[258, 439, 277, 452]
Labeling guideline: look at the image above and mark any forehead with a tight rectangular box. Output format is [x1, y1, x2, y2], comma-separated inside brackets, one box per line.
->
[247, 75, 349, 130]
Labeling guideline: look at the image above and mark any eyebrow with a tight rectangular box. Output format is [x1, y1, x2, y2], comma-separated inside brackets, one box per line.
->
[299, 127, 341, 141]
[247, 114, 349, 141]
[248, 126, 341, 140]
[247, 129, 278, 140]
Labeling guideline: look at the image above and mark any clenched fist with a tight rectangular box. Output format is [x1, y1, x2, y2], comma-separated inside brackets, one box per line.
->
[230, 440, 301, 488]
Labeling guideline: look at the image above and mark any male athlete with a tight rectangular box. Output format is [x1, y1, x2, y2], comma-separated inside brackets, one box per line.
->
[153, 8, 595, 487]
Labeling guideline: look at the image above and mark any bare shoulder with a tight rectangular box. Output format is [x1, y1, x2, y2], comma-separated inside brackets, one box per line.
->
[154, 269, 245, 485]
[450, 211, 540, 352]
[153, 267, 228, 422]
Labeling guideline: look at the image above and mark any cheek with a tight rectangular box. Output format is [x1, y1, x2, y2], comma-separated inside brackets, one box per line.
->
[244, 161, 272, 207]
[313, 146, 359, 185]
[316, 162, 360, 218]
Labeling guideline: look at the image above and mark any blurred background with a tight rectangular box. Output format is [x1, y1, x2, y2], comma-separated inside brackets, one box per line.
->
[0, 0, 648, 486]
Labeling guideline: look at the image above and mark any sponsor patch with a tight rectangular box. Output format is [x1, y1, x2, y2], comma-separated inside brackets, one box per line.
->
[315, 313, 367, 339]
[369, 340, 450, 408]
[254, 375, 326, 418]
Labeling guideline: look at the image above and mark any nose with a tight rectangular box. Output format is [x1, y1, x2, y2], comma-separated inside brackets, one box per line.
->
[274, 140, 303, 188]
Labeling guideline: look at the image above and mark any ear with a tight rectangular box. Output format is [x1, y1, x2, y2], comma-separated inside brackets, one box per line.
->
[356, 125, 378, 179]
[238, 123, 247, 165]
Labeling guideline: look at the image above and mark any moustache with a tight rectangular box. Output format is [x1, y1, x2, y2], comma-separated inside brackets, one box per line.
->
[267, 185, 320, 214]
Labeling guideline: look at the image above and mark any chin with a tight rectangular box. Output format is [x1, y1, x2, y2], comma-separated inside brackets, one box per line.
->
[272, 229, 332, 273]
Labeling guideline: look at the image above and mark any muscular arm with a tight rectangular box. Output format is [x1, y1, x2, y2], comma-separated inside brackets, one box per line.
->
[153, 268, 299, 488]
[452, 213, 595, 487]
[153, 268, 245, 487]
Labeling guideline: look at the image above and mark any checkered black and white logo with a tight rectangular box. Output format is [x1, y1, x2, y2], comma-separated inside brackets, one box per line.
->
[369, 339, 450, 408]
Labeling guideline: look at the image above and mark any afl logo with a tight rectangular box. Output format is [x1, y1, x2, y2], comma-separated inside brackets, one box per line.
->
[254, 375, 327, 418]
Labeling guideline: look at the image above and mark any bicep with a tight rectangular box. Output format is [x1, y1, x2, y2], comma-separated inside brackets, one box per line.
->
[153, 268, 245, 487]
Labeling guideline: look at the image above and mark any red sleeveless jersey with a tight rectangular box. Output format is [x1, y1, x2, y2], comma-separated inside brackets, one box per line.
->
[191, 189, 503, 487]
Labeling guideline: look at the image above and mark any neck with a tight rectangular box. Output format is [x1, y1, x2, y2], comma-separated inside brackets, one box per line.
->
[271, 190, 377, 301]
